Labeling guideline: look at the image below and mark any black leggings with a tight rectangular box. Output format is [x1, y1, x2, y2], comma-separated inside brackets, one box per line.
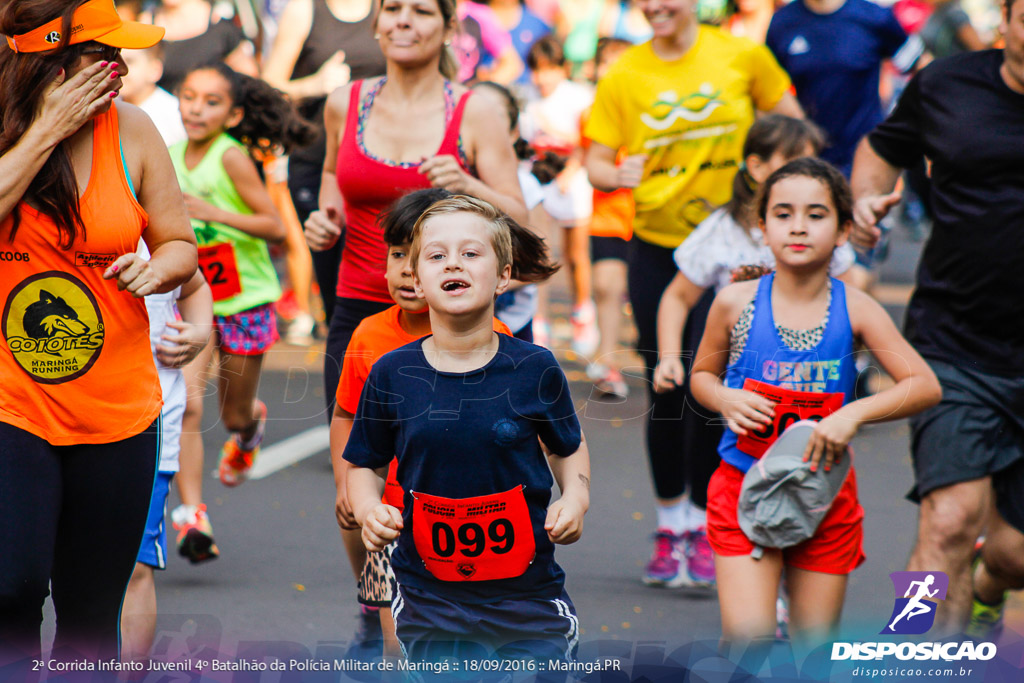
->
[288, 156, 342, 326]
[0, 420, 159, 666]
[322, 297, 393, 421]
[628, 237, 722, 509]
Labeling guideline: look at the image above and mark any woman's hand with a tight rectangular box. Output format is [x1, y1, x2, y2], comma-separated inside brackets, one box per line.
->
[315, 51, 351, 97]
[156, 320, 211, 368]
[802, 411, 859, 473]
[35, 61, 120, 144]
[653, 357, 685, 394]
[304, 207, 343, 251]
[720, 387, 775, 436]
[103, 253, 166, 298]
[419, 154, 475, 194]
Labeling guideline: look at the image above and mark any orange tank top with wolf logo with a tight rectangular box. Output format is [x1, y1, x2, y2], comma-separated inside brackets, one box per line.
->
[0, 104, 162, 445]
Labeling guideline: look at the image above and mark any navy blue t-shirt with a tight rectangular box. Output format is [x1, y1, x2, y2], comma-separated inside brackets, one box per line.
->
[343, 334, 582, 603]
[766, 0, 920, 174]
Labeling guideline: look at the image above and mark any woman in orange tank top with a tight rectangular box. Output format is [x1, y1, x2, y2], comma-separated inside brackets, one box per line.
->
[0, 0, 196, 667]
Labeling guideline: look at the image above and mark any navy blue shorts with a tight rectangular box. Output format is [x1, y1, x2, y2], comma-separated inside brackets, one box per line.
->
[392, 583, 578, 672]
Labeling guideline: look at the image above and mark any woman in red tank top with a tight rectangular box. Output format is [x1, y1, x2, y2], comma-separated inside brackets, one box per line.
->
[301, 0, 527, 641]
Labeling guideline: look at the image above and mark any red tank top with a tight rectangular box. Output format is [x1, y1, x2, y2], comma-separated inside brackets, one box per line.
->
[335, 79, 472, 302]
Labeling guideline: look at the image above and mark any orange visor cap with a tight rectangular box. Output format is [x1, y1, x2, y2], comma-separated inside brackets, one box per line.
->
[6, 0, 165, 53]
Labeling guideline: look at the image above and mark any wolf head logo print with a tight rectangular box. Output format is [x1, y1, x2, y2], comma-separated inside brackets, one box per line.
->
[882, 571, 949, 635]
[2, 272, 105, 384]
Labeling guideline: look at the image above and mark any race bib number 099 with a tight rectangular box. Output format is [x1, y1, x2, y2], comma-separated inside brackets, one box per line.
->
[411, 487, 536, 582]
[736, 378, 844, 459]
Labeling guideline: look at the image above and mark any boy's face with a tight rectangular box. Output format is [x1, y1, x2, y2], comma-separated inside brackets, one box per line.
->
[413, 213, 511, 317]
[531, 61, 566, 98]
[119, 48, 161, 104]
[386, 243, 427, 313]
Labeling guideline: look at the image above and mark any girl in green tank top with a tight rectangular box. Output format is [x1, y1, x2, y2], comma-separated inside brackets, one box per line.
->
[169, 62, 315, 530]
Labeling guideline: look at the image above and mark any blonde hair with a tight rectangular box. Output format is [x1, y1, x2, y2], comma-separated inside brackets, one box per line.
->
[409, 195, 514, 276]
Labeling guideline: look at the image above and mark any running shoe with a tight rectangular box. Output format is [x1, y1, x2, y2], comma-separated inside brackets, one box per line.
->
[171, 504, 220, 564]
[683, 527, 716, 588]
[642, 528, 689, 587]
[587, 363, 629, 399]
[571, 301, 599, 358]
[218, 400, 266, 487]
[285, 312, 316, 346]
[966, 594, 1005, 641]
[346, 605, 384, 662]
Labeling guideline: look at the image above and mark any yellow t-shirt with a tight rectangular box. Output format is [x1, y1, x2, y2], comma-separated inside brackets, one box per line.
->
[585, 27, 791, 248]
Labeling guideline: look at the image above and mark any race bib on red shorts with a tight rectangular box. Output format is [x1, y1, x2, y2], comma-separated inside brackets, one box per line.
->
[736, 379, 844, 459]
[197, 242, 242, 301]
[411, 486, 536, 582]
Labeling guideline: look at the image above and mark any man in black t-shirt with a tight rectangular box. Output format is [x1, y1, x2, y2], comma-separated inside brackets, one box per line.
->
[851, 0, 1024, 637]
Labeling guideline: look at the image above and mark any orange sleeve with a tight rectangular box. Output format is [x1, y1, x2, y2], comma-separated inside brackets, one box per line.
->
[336, 323, 378, 415]
[493, 317, 513, 336]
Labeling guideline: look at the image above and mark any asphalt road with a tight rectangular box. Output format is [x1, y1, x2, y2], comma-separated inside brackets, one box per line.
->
[38, 220, 1022, 681]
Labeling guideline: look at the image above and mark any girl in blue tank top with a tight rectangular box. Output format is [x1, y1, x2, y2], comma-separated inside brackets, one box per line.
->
[690, 158, 941, 654]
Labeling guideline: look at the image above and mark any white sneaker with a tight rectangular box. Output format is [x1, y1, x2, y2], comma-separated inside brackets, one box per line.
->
[286, 313, 316, 346]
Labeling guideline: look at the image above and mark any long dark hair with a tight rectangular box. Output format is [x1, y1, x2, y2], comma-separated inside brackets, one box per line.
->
[381, 189, 560, 283]
[726, 115, 825, 228]
[471, 81, 565, 185]
[184, 61, 316, 156]
[0, 0, 100, 248]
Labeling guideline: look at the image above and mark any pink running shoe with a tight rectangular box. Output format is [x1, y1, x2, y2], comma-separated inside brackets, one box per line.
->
[642, 528, 690, 587]
[684, 527, 716, 588]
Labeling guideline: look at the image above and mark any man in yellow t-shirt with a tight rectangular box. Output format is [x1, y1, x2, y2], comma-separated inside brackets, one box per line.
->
[584, 16, 801, 590]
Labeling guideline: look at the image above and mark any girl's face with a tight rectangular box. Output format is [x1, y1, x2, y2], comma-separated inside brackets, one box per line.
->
[386, 243, 427, 313]
[413, 212, 512, 316]
[178, 68, 241, 143]
[634, 0, 697, 40]
[761, 175, 849, 269]
[376, 0, 452, 68]
[747, 142, 816, 184]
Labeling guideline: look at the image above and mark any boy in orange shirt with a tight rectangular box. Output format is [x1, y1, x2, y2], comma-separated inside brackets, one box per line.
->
[330, 188, 558, 656]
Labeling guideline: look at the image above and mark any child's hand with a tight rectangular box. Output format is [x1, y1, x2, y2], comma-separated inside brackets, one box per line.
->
[156, 320, 210, 368]
[802, 412, 859, 473]
[102, 253, 163, 298]
[362, 504, 403, 552]
[304, 208, 343, 251]
[419, 155, 474, 194]
[720, 388, 775, 436]
[653, 357, 685, 393]
[335, 486, 359, 531]
[182, 193, 223, 224]
[617, 154, 646, 189]
[545, 496, 586, 545]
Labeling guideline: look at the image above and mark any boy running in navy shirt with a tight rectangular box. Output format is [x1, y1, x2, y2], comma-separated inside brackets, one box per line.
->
[345, 196, 590, 666]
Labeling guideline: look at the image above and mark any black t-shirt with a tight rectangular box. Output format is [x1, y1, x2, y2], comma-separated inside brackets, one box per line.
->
[343, 334, 582, 603]
[868, 50, 1024, 375]
[157, 17, 244, 94]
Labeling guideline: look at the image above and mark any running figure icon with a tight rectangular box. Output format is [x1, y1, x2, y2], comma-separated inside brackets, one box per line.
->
[889, 574, 940, 631]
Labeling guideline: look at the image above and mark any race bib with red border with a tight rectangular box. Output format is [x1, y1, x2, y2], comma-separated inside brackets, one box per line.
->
[197, 242, 242, 302]
[736, 378, 844, 459]
[411, 486, 536, 582]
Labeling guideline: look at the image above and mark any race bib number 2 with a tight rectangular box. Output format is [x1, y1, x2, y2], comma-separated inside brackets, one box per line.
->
[736, 378, 844, 459]
[197, 243, 242, 301]
[411, 487, 536, 582]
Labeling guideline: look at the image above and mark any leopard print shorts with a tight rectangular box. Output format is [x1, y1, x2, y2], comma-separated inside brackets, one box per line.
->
[358, 541, 397, 607]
